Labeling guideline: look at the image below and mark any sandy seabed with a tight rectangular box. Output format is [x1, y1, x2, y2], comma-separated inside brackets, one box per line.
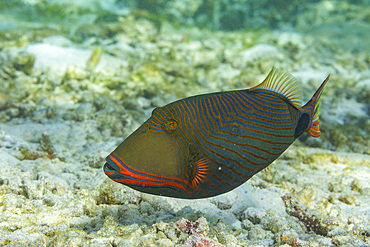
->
[0, 2, 370, 246]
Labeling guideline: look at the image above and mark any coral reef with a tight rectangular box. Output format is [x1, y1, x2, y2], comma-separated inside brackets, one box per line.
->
[177, 217, 225, 247]
[0, 0, 369, 246]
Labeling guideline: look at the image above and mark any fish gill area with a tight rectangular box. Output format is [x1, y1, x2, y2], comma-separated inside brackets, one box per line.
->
[0, 0, 369, 246]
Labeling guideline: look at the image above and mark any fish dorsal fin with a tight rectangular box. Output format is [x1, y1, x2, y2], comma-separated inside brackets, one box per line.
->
[250, 67, 302, 108]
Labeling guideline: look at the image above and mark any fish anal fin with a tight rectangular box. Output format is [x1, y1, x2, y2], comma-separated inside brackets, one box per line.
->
[250, 67, 302, 108]
[261, 166, 271, 173]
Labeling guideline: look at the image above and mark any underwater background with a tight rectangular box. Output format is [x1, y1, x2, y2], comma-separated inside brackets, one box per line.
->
[0, 0, 369, 246]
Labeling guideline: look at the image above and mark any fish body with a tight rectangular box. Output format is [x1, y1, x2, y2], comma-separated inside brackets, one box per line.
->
[104, 68, 330, 199]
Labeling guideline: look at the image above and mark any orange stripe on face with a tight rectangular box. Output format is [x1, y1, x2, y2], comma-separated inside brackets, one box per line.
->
[104, 171, 116, 175]
[113, 178, 190, 192]
[109, 153, 193, 194]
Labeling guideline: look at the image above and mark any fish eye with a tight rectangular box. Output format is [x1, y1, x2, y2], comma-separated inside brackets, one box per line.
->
[165, 119, 178, 131]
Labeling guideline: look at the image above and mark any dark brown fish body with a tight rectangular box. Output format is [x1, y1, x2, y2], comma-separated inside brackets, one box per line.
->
[104, 68, 330, 199]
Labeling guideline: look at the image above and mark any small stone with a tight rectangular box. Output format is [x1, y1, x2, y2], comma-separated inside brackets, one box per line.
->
[139, 201, 155, 215]
[261, 217, 289, 234]
[248, 224, 272, 241]
[242, 207, 267, 224]
[279, 230, 298, 245]
[339, 195, 356, 205]
[42, 194, 57, 207]
[12, 51, 35, 74]
[241, 219, 254, 231]
[327, 226, 347, 237]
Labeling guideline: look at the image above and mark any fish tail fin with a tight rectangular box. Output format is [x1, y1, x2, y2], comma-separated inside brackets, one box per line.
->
[302, 75, 330, 137]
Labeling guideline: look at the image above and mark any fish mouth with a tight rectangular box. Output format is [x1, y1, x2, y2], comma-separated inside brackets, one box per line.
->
[103, 160, 120, 177]
[103, 162, 115, 171]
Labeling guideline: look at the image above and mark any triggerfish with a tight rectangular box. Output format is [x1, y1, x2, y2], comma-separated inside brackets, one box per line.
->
[103, 67, 330, 199]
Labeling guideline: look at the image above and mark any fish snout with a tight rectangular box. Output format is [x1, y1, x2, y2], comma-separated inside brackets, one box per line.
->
[103, 162, 115, 172]
[103, 160, 120, 177]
